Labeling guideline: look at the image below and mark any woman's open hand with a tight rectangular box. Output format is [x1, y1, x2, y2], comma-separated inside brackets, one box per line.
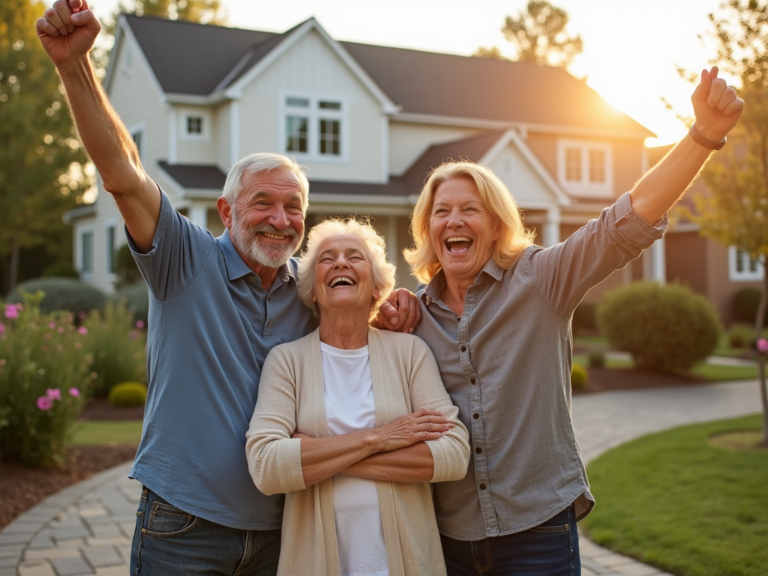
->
[372, 409, 452, 452]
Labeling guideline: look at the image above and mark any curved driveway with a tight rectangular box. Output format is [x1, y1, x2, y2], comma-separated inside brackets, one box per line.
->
[0, 380, 760, 576]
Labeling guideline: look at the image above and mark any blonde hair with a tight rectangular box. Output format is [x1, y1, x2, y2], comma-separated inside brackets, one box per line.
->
[404, 161, 535, 284]
[222, 152, 309, 211]
[297, 218, 396, 319]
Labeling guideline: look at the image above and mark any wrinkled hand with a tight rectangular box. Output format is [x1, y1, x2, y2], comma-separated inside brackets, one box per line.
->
[372, 409, 452, 452]
[36, 0, 101, 67]
[375, 288, 422, 333]
[691, 66, 744, 142]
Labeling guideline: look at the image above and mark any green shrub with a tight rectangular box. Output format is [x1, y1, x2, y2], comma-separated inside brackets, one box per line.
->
[0, 294, 90, 466]
[588, 350, 606, 368]
[732, 288, 768, 325]
[109, 382, 147, 407]
[571, 364, 588, 388]
[42, 262, 80, 279]
[113, 282, 149, 325]
[83, 301, 147, 397]
[7, 278, 106, 317]
[115, 244, 143, 290]
[597, 282, 721, 373]
[572, 302, 598, 335]
[728, 328, 749, 349]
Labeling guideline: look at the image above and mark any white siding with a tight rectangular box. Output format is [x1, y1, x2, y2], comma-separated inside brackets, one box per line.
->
[388, 122, 482, 176]
[175, 106, 216, 164]
[486, 144, 558, 210]
[238, 30, 385, 183]
[215, 103, 232, 172]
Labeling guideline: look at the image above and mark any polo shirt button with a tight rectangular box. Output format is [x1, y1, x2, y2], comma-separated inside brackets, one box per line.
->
[479, 483, 487, 490]
[470, 378, 476, 385]
[473, 413, 479, 419]
[475, 447, 482, 454]
[266, 320, 271, 327]
[460, 346, 466, 352]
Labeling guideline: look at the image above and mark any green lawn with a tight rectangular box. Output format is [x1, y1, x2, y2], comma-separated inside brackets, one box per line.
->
[572, 353, 758, 381]
[581, 415, 768, 576]
[69, 421, 143, 446]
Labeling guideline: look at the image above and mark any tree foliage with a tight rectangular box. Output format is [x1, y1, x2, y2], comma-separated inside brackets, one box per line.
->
[475, 1, 583, 67]
[111, 0, 225, 28]
[686, 0, 768, 445]
[0, 0, 89, 294]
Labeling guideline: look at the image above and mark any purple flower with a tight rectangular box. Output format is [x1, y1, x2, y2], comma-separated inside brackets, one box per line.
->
[47, 388, 61, 400]
[69, 387, 80, 397]
[136, 320, 145, 329]
[758, 339, 768, 353]
[4, 304, 19, 319]
[78, 327, 88, 335]
[37, 396, 53, 411]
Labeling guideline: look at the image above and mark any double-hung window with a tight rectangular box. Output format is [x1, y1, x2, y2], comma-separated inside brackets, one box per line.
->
[80, 229, 94, 277]
[728, 247, 764, 281]
[557, 140, 613, 197]
[283, 96, 345, 160]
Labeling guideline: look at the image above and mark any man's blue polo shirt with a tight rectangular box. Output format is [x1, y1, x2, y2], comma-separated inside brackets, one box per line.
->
[128, 190, 317, 530]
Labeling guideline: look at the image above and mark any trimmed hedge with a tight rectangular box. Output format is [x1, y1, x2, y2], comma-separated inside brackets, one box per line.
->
[109, 382, 147, 407]
[571, 364, 588, 388]
[7, 278, 106, 317]
[597, 282, 720, 373]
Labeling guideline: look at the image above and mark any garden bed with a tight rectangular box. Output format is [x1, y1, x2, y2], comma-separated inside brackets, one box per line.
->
[573, 367, 709, 394]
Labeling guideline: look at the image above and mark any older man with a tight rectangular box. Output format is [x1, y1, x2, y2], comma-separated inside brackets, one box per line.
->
[36, 2, 418, 575]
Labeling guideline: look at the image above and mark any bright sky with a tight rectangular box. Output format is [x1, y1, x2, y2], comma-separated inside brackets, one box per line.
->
[87, 0, 731, 147]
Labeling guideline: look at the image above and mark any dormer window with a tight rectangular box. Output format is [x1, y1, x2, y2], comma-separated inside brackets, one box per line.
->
[557, 140, 613, 197]
[180, 109, 211, 141]
[282, 96, 345, 160]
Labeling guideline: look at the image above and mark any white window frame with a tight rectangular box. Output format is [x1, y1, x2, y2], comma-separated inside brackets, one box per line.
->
[179, 108, 211, 142]
[79, 227, 95, 279]
[128, 122, 147, 165]
[105, 220, 117, 278]
[728, 246, 764, 281]
[122, 45, 134, 76]
[557, 139, 613, 198]
[278, 93, 348, 162]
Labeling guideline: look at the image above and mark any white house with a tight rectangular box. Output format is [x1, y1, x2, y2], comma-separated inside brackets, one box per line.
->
[66, 14, 661, 296]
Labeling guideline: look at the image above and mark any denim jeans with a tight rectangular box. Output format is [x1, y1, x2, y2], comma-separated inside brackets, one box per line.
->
[131, 487, 281, 576]
[440, 505, 580, 576]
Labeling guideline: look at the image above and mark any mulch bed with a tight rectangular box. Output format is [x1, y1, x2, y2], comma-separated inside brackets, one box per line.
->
[0, 368, 715, 532]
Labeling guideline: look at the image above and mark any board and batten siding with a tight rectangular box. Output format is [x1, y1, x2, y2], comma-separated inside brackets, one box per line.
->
[238, 29, 385, 183]
[388, 122, 482, 176]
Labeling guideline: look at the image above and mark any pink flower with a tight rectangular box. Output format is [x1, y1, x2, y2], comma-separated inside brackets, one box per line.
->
[47, 388, 61, 400]
[4, 304, 19, 319]
[136, 320, 145, 329]
[758, 339, 768, 353]
[78, 327, 88, 335]
[69, 387, 80, 397]
[37, 396, 53, 411]
[48, 322, 56, 329]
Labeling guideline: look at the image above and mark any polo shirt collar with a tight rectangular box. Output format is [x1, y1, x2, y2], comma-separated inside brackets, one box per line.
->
[218, 229, 296, 284]
[421, 258, 504, 305]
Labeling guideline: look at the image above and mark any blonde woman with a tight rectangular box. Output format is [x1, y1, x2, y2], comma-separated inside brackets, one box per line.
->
[246, 219, 469, 576]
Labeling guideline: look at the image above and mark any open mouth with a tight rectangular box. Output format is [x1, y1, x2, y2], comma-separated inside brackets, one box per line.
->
[328, 276, 356, 288]
[260, 232, 290, 241]
[445, 236, 473, 254]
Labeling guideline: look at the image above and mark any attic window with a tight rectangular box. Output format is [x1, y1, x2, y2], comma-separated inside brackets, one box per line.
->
[282, 96, 345, 160]
[557, 140, 613, 198]
[187, 116, 203, 135]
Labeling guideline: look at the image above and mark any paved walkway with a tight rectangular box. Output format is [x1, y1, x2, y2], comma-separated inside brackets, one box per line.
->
[1, 379, 761, 576]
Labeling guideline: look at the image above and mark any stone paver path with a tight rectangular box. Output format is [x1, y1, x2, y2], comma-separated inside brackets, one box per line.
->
[2, 379, 761, 575]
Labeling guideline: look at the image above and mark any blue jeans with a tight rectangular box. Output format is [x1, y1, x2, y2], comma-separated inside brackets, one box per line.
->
[130, 487, 281, 575]
[441, 505, 580, 576]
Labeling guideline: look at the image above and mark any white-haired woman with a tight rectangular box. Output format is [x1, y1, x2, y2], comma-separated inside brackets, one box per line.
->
[246, 218, 470, 576]
[405, 65, 743, 576]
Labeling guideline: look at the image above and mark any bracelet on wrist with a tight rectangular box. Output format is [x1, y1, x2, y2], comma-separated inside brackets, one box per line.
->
[689, 123, 727, 150]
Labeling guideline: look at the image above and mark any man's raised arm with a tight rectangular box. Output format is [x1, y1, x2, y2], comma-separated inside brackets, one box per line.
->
[36, 0, 160, 252]
[629, 66, 744, 225]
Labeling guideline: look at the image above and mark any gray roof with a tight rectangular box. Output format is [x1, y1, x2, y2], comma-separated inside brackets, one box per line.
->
[123, 16, 652, 136]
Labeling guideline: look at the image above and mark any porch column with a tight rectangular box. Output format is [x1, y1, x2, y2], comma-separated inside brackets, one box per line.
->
[544, 208, 561, 247]
[384, 216, 399, 264]
[189, 204, 208, 230]
[651, 236, 666, 284]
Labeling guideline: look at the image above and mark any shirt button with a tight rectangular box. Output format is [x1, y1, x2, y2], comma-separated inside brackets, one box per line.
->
[473, 413, 479, 419]
[479, 483, 487, 490]
[460, 346, 467, 352]
[475, 447, 482, 454]
[470, 378, 476, 385]
[266, 320, 271, 327]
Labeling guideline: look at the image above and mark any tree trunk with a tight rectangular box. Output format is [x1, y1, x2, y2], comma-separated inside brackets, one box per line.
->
[8, 237, 19, 294]
[758, 256, 768, 447]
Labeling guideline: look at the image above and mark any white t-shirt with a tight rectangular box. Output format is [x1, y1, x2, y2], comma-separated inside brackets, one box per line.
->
[321, 342, 389, 576]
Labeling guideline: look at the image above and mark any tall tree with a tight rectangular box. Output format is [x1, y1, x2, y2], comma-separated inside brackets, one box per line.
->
[0, 0, 88, 294]
[476, 1, 583, 68]
[686, 0, 768, 445]
[112, 0, 225, 26]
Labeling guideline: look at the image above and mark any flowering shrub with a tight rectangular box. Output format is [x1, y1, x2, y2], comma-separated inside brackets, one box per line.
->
[0, 294, 90, 466]
[83, 300, 147, 397]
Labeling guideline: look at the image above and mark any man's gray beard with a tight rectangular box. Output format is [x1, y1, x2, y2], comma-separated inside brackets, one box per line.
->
[231, 217, 303, 269]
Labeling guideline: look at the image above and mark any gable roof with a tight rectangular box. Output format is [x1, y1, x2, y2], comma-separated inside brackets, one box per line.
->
[119, 16, 652, 137]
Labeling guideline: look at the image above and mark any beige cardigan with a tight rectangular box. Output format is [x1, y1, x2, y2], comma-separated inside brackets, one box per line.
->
[246, 328, 469, 576]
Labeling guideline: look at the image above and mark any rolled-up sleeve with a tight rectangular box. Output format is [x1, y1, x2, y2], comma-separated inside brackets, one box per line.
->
[526, 191, 668, 319]
[245, 349, 306, 496]
[407, 339, 470, 483]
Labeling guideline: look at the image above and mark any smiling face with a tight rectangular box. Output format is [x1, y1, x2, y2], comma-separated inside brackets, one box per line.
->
[429, 177, 500, 285]
[312, 235, 380, 319]
[229, 168, 305, 268]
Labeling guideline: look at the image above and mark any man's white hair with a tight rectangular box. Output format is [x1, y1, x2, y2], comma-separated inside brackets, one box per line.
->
[222, 153, 309, 209]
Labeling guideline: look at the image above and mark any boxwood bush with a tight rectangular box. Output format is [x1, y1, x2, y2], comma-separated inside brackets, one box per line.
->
[7, 278, 106, 317]
[597, 282, 720, 373]
[109, 382, 148, 407]
[571, 364, 588, 388]
[113, 282, 149, 325]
